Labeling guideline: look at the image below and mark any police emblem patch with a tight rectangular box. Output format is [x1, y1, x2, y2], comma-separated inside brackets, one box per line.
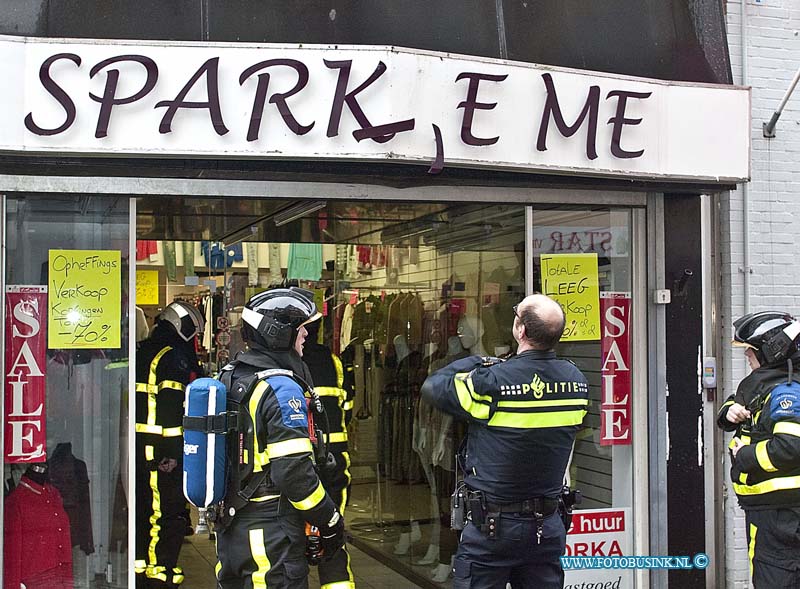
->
[781, 398, 793, 410]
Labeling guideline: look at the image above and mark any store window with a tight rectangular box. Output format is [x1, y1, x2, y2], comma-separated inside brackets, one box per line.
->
[3, 194, 130, 588]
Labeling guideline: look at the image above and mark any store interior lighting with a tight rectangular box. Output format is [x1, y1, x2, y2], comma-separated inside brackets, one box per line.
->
[272, 200, 328, 227]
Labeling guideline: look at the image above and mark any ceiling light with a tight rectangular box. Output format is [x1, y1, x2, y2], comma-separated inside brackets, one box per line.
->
[273, 200, 327, 227]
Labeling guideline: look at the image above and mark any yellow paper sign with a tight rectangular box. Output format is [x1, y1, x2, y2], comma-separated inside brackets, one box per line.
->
[540, 253, 600, 341]
[136, 270, 159, 305]
[48, 249, 121, 349]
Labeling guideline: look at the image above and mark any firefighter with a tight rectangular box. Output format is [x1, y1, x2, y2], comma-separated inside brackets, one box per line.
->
[215, 287, 345, 589]
[421, 294, 589, 588]
[717, 311, 800, 588]
[135, 301, 204, 588]
[302, 319, 356, 589]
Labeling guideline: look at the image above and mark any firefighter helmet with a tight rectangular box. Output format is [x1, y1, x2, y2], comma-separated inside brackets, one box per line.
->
[733, 311, 800, 365]
[241, 287, 321, 352]
[158, 301, 205, 342]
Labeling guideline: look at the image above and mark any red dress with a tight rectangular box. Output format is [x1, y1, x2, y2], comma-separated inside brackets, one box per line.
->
[3, 476, 73, 589]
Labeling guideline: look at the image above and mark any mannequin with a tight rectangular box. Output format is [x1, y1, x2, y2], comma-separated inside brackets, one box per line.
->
[456, 315, 485, 356]
[394, 334, 411, 363]
[4, 463, 73, 589]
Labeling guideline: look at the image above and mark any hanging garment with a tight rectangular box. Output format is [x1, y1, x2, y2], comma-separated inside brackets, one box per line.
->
[246, 243, 259, 286]
[287, 243, 323, 281]
[136, 240, 159, 261]
[182, 242, 196, 277]
[48, 443, 94, 555]
[163, 241, 177, 282]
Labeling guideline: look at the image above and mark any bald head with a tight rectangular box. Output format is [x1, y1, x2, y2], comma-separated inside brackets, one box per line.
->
[515, 294, 566, 351]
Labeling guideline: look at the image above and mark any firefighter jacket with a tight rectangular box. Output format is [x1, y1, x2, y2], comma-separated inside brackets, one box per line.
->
[135, 327, 201, 467]
[718, 361, 800, 509]
[303, 341, 355, 453]
[225, 348, 339, 528]
[421, 350, 589, 503]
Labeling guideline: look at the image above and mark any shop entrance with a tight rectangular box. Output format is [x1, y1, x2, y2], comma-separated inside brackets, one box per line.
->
[134, 195, 528, 588]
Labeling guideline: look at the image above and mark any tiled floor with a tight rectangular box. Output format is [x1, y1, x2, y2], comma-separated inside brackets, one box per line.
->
[179, 530, 425, 588]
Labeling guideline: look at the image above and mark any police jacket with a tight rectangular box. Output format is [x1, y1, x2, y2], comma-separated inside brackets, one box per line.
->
[421, 349, 589, 503]
[224, 346, 338, 528]
[135, 326, 201, 465]
[303, 341, 355, 453]
[718, 358, 800, 509]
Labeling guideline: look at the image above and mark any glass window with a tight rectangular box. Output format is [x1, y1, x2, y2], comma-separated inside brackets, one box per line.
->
[3, 194, 130, 588]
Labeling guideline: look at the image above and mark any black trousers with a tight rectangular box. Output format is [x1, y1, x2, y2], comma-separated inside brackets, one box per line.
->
[453, 511, 565, 589]
[215, 500, 309, 589]
[135, 467, 187, 588]
[318, 451, 355, 589]
[746, 507, 800, 589]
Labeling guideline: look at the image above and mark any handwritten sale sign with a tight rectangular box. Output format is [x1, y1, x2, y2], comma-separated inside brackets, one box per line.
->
[48, 250, 121, 349]
[540, 253, 600, 341]
[136, 270, 159, 305]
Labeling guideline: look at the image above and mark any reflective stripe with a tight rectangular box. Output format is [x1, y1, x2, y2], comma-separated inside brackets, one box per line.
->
[774, 421, 800, 437]
[755, 441, 777, 473]
[748, 523, 757, 581]
[340, 451, 351, 516]
[135, 424, 183, 437]
[720, 399, 734, 410]
[453, 373, 490, 420]
[147, 470, 162, 567]
[342, 400, 354, 411]
[267, 438, 313, 458]
[145, 445, 154, 461]
[333, 354, 345, 388]
[249, 381, 270, 473]
[291, 481, 326, 511]
[733, 474, 800, 495]
[497, 399, 589, 409]
[323, 432, 348, 444]
[316, 386, 346, 398]
[248, 529, 271, 589]
[135, 380, 186, 394]
[134, 560, 147, 573]
[321, 582, 356, 589]
[487, 409, 587, 429]
[172, 567, 185, 585]
[250, 494, 281, 503]
[215, 561, 222, 576]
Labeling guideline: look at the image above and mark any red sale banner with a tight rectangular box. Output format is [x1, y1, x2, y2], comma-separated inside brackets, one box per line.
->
[600, 292, 631, 446]
[5, 286, 48, 463]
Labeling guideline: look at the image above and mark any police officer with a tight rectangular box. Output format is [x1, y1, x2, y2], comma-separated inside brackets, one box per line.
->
[421, 294, 588, 589]
[302, 320, 356, 589]
[215, 288, 345, 588]
[717, 311, 800, 588]
[135, 301, 204, 588]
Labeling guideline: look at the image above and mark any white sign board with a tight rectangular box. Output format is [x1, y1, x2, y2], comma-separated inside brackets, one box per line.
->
[564, 508, 634, 588]
[0, 35, 749, 182]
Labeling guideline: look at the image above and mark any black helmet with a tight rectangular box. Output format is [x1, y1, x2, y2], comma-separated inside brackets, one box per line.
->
[733, 311, 800, 365]
[157, 301, 205, 342]
[241, 287, 321, 352]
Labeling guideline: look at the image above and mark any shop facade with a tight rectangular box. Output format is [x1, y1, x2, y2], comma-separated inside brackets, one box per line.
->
[0, 29, 746, 589]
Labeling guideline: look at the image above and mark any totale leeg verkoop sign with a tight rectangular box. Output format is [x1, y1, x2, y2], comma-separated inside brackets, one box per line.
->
[0, 35, 749, 182]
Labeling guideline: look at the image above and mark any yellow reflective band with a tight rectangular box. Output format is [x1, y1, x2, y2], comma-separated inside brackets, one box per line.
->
[267, 438, 313, 458]
[497, 399, 589, 409]
[145, 445, 154, 461]
[162, 426, 183, 438]
[739, 471, 748, 484]
[149, 347, 173, 385]
[333, 354, 345, 388]
[733, 474, 800, 495]
[148, 470, 162, 567]
[134, 560, 147, 573]
[324, 432, 348, 444]
[136, 383, 158, 393]
[248, 529, 272, 589]
[215, 561, 222, 575]
[454, 373, 490, 420]
[290, 481, 326, 511]
[340, 451, 352, 516]
[147, 388, 157, 426]
[249, 381, 269, 473]
[741, 435, 751, 445]
[774, 421, 800, 437]
[250, 494, 281, 503]
[755, 441, 777, 473]
[342, 401, 354, 411]
[720, 399, 734, 409]
[487, 409, 587, 429]
[316, 386, 346, 398]
[159, 380, 186, 392]
[748, 523, 757, 580]
[321, 582, 356, 589]
[243, 449, 249, 464]
[136, 424, 163, 435]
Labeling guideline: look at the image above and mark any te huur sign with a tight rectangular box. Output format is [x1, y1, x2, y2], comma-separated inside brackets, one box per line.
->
[0, 35, 749, 182]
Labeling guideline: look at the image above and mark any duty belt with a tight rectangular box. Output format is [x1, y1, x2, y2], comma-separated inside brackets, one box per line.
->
[486, 497, 559, 516]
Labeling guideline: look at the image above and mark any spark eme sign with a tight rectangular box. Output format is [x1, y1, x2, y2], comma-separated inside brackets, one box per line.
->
[0, 35, 749, 182]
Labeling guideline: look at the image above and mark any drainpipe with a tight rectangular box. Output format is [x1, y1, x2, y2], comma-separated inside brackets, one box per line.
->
[741, 0, 751, 313]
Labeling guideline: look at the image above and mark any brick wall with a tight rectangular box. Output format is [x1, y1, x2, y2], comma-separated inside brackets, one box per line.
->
[722, 0, 800, 586]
